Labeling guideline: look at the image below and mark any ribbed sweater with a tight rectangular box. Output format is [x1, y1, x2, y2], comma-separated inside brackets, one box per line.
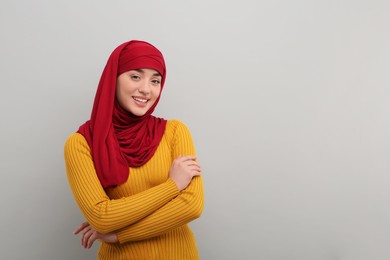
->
[64, 120, 204, 260]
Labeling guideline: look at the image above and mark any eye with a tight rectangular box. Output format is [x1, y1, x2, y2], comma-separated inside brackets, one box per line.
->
[130, 75, 141, 80]
[151, 79, 161, 85]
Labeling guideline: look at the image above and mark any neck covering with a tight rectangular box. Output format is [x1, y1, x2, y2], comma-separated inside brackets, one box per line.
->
[78, 40, 167, 188]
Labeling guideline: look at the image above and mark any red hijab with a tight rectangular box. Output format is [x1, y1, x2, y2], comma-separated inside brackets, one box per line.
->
[78, 40, 167, 188]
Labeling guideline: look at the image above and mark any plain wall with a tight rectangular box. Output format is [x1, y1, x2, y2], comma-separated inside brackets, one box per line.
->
[1, 0, 390, 259]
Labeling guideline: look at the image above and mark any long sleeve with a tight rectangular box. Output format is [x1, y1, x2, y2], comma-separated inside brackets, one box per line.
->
[64, 133, 180, 234]
[116, 121, 204, 243]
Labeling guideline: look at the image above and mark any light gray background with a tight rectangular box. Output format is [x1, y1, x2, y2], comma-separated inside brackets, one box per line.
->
[1, 0, 389, 259]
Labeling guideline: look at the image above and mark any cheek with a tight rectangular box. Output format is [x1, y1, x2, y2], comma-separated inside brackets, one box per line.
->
[155, 87, 162, 97]
[115, 87, 124, 102]
[116, 85, 131, 105]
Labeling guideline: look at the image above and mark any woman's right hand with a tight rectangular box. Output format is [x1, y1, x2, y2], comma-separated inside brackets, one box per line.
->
[169, 156, 201, 191]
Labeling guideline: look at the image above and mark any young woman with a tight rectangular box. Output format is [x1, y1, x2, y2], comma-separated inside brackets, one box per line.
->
[64, 40, 204, 259]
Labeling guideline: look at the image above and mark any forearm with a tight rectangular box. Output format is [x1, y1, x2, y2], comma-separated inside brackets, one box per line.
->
[70, 177, 179, 234]
[116, 175, 204, 243]
[65, 133, 180, 234]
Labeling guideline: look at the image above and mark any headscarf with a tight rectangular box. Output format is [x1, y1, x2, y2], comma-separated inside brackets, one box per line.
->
[78, 40, 167, 188]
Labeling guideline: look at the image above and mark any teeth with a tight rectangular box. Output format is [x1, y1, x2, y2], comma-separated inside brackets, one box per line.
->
[134, 97, 147, 103]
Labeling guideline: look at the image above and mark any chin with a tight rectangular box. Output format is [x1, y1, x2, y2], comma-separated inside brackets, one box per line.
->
[126, 103, 152, 116]
[133, 113, 146, 117]
[130, 109, 148, 117]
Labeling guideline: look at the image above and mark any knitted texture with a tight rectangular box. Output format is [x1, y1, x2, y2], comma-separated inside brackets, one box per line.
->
[65, 120, 204, 259]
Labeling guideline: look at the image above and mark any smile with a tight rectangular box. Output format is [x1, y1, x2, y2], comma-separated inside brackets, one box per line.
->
[133, 97, 148, 103]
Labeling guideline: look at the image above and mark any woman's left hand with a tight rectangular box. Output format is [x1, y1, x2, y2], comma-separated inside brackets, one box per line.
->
[73, 221, 118, 249]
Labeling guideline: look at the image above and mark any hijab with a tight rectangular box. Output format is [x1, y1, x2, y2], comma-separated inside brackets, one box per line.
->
[78, 40, 167, 188]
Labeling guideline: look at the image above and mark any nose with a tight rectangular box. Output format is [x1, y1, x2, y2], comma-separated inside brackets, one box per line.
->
[138, 80, 151, 94]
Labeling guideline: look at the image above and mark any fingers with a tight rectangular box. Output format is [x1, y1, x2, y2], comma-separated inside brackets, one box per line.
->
[185, 161, 202, 175]
[82, 225, 92, 248]
[73, 221, 99, 249]
[73, 221, 89, 235]
[175, 155, 197, 163]
[82, 226, 99, 249]
[175, 155, 202, 176]
[86, 231, 98, 249]
[175, 156, 200, 168]
[192, 167, 202, 176]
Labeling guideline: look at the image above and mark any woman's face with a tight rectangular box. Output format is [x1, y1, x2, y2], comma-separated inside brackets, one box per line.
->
[116, 68, 162, 116]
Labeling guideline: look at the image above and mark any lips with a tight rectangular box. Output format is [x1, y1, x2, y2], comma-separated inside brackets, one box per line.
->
[133, 97, 148, 103]
[132, 96, 150, 108]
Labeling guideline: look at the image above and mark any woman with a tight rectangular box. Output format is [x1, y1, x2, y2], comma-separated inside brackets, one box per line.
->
[64, 40, 204, 259]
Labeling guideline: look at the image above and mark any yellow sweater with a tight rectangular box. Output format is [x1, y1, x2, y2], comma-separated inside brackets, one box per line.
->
[64, 120, 204, 260]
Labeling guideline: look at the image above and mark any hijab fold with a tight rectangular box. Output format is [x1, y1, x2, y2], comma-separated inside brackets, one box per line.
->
[78, 40, 167, 188]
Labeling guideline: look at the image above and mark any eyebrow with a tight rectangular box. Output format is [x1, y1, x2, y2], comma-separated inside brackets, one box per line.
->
[134, 69, 161, 77]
